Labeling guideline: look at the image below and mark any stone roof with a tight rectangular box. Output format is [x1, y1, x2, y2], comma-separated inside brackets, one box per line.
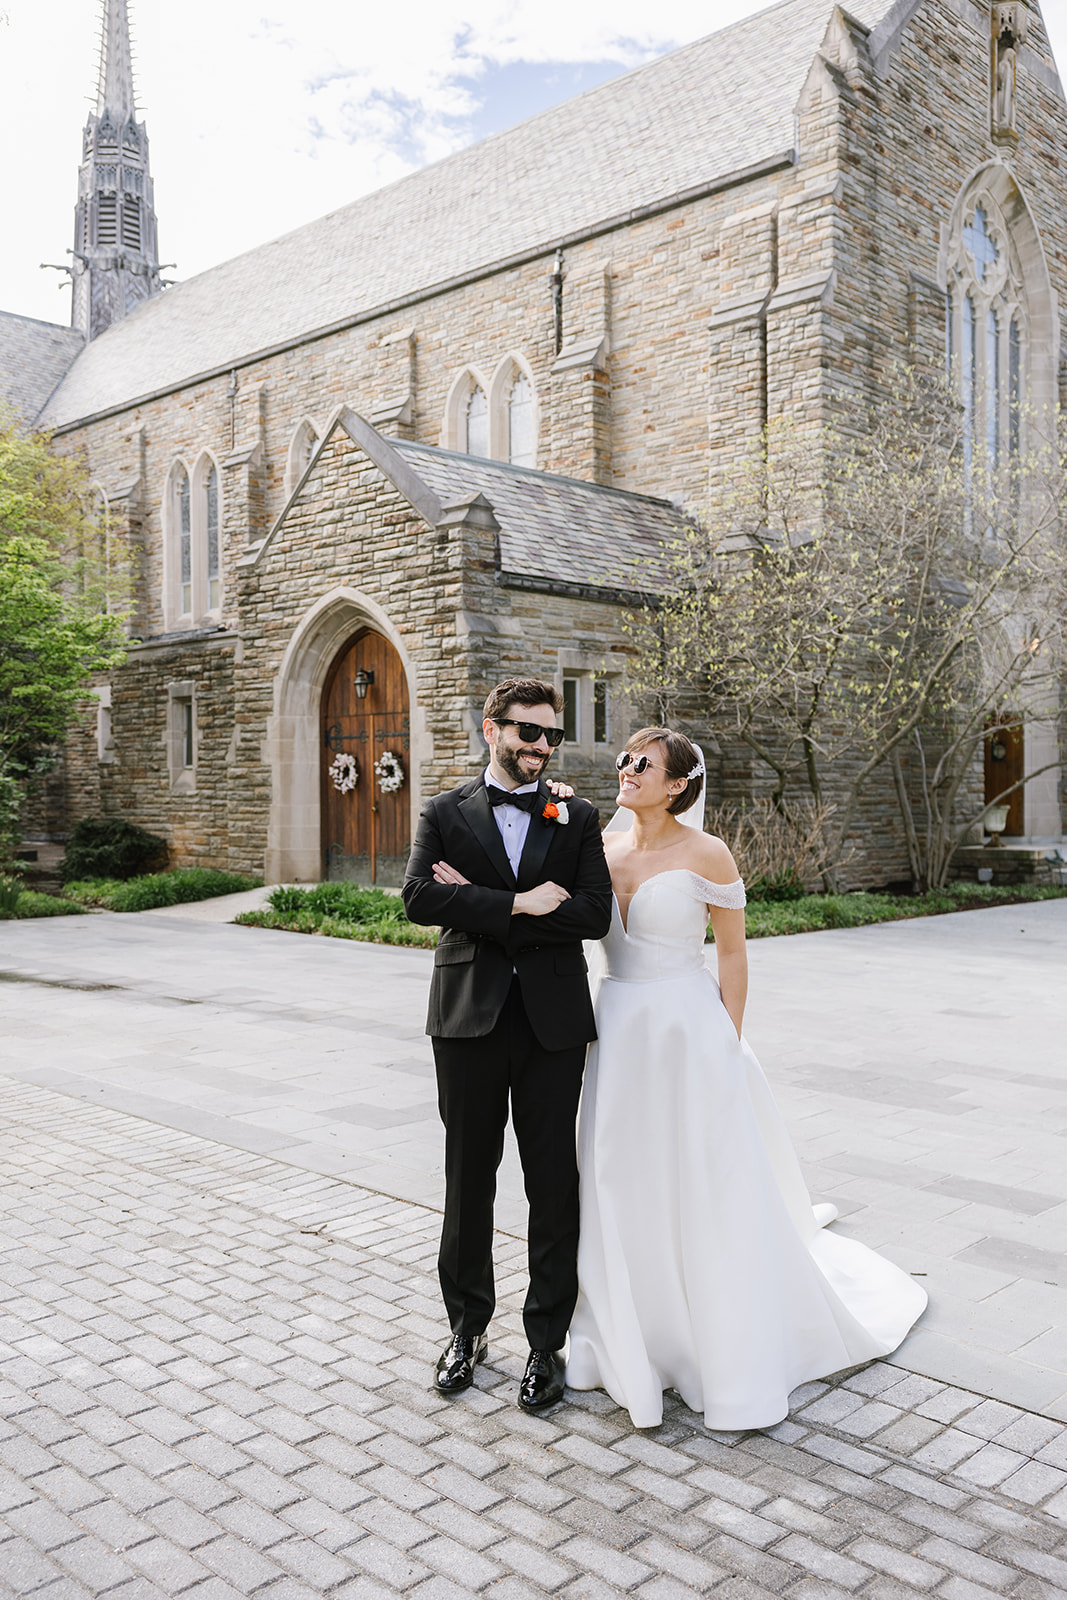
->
[39, 0, 900, 431]
[393, 440, 686, 595]
[0, 312, 84, 425]
[252, 410, 687, 599]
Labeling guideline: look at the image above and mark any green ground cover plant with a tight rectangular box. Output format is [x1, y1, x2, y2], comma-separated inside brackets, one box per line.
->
[235, 882, 438, 947]
[235, 878, 1065, 948]
[64, 868, 260, 912]
[0, 877, 86, 918]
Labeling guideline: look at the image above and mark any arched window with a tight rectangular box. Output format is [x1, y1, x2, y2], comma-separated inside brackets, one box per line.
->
[166, 455, 222, 626]
[178, 466, 192, 616]
[465, 386, 489, 458]
[285, 418, 320, 497]
[507, 373, 535, 467]
[947, 199, 1026, 485]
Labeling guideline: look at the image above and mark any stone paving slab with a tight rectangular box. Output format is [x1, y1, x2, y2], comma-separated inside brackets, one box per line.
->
[0, 902, 1065, 1420]
[3, 1076, 1067, 1600]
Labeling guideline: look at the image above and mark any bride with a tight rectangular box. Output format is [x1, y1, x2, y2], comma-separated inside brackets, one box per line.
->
[563, 726, 927, 1431]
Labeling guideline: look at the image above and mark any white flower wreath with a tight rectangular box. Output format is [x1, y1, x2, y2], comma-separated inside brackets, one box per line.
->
[329, 752, 359, 793]
[374, 750, 405, 793]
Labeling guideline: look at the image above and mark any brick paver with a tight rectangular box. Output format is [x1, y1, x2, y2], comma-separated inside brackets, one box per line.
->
[2, 1076, 1067, 1598]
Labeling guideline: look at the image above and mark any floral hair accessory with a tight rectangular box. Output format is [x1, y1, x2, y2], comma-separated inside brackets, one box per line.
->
[685, 758, 704, 780]
[543, 800, 569, 824]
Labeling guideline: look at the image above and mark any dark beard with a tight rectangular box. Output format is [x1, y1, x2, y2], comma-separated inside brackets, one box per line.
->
[497, 744, 549, 786]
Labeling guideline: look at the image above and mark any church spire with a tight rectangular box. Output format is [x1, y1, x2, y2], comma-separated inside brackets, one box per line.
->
[71, 0, 163, 340]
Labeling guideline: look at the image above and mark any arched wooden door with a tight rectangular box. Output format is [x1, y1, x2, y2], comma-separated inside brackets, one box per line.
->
[321, 629, 411, 884]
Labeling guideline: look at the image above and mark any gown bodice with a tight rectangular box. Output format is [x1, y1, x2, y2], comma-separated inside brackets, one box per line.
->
[603, 869, 747, 983]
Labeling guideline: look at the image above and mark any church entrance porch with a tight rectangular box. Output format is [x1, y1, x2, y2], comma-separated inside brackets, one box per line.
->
[321, 628, 411, 886]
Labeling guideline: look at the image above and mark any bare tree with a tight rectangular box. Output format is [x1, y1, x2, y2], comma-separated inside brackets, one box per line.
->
[624, 374, 1065, 890]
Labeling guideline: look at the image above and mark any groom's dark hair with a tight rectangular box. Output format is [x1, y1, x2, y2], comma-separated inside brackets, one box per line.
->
[483, 678, 564, 721]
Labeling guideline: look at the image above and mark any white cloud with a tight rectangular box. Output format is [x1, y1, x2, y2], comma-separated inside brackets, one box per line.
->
[2, 0, 1066, 326]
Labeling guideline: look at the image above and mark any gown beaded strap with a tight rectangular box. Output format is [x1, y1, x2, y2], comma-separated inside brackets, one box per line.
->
[568, 868, 927, 1432]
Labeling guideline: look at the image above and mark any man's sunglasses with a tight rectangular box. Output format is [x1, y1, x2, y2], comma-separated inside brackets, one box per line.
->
[615, 750, 663, 774]
[493, 718, 565, 748]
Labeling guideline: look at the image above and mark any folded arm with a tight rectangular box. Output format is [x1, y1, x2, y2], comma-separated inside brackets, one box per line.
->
[401, 803, 514, 943]
[506, 808, 612, 951]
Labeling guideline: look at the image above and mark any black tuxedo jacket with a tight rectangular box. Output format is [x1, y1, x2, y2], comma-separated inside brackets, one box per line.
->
[402, 775, 612, 1052]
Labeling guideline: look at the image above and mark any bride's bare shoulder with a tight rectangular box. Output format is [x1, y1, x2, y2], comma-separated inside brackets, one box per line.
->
[686, 831, 741, 884]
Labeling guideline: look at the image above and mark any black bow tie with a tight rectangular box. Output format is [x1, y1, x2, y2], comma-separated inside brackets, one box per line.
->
[486, 786, 538, 813]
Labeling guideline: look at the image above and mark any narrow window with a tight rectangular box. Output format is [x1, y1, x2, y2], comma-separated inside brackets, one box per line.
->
[962, 294, 976, 479]
[593, 679, 608, 744]
[945, 287, 954, 378]
[181, 701, 194, 768]
[562, 677, 579, 743]
[508, 373, 535, 468]
[122, 195, 141, 250]
[206, 464, 220, 610]
[465, 386, 489, 458]
[1008, 316, 1021, 458]
[178, 469, 192, 615]
[986, 308, 999, 466]
[96, 194, 118, 246]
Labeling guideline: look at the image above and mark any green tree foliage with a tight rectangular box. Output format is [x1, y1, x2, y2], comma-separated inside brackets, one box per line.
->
[624, 374, 1065, 890]
[0, 410, 128, 788]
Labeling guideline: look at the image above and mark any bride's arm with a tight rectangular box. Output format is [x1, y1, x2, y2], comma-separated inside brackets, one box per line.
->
[709, 906, 747, 1038]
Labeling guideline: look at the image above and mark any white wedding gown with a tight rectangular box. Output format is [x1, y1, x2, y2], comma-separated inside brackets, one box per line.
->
[566, 869, 927, 1431]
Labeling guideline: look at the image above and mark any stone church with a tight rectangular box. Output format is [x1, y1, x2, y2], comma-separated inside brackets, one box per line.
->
[1, 0, 1064, 886]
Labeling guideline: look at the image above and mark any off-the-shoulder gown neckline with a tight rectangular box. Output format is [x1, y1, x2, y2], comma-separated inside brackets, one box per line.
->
[611, 867, 745, 934]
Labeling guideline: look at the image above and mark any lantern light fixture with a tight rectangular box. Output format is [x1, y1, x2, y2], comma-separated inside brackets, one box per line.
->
[353, 667, 375, 700]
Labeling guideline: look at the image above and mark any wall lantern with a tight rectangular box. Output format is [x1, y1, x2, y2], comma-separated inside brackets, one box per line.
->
[353, 668, 375, 700]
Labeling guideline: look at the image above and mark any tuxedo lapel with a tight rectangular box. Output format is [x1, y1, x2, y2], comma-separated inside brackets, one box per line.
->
[458, 781, 517, 886]
[516, 783, 555, 891]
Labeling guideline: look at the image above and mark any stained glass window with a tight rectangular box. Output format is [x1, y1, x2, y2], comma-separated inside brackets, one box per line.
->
[508, 374, 535, 467]
[465, 386, 489, 458]
[178, 469, 191, 615]
[206, 465, 220, 610]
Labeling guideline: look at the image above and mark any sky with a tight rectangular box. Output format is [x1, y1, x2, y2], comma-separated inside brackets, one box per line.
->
[1, 0, 1066, 327]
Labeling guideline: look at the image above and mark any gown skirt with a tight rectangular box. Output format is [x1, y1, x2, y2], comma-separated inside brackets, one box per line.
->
[565, 869, 927, 1431]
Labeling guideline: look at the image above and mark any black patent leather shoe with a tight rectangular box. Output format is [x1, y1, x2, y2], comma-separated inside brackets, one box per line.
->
[434, 1332, 488, 1394]
[518, 1348, 566, 1411]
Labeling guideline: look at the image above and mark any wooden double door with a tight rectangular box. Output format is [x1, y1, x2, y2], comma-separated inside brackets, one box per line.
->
[321, 629, 411, 885]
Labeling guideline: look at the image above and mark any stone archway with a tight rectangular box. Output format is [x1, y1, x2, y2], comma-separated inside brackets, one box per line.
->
[264, 588, 421, 883]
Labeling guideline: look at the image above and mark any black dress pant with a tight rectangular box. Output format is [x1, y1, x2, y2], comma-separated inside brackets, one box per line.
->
[432, 978, 586, 1351]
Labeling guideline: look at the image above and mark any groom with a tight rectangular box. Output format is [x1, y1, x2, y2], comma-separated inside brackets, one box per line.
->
[402, 678, 612, 1409]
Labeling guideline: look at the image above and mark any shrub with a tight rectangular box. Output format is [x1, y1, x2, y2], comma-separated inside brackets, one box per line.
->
[706, 799, 846, 897]
[237, 882, 437, 948]
[0, 879, 86, 919]
[60, 818, 167, 883]
[63, 868, 260, 911]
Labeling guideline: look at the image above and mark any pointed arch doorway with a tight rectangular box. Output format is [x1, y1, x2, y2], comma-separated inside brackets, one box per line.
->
[321, 629, 411, 884]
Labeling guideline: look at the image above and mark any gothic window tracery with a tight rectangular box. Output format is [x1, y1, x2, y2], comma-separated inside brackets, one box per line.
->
[284, 419, 320, 498]
[507, 373, 535, 467]
[465, 386, 489, 458]
[167, 456, 222, 626]
[946, 198, 1026, 482]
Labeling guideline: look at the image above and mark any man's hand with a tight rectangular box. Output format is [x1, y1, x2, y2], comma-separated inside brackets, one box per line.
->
[432, 861, 471, 886]
[513, 881, 572, 916]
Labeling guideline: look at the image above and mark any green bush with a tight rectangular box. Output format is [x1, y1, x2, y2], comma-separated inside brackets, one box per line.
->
[736, 882, 1067, 940]
[64, 868, 260, 911]
[60, 818, 167, 883]
[745, 869, 807, 903]
[236, 882, 436, 947]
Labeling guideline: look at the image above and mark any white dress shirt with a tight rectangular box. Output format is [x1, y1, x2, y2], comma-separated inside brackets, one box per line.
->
[485, 771, 539, 878]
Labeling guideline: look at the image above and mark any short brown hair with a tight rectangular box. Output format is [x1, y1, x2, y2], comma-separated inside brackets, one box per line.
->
[625, 726, 704, 817]
[483, 678, 564, 722]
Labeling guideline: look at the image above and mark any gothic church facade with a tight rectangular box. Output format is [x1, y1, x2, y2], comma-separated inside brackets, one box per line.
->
[1, 0, 1064, 885]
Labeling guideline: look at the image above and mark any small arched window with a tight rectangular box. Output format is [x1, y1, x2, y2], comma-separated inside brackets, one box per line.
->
[206, 463, 220, 611]
[285, 419, 320, 497]
[178, 466, 192, 616]
[466, 386, 489, 458]
[507, 373, 535, 467]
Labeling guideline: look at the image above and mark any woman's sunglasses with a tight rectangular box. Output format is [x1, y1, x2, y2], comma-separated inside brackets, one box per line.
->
[615, 751, 663, 775]
[493, 718, 566, 748]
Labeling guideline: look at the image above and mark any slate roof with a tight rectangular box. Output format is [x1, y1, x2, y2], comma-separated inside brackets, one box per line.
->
[389, 440, 686, 595]
[38, 0, 901, 431]
[0, 312, 84, 425]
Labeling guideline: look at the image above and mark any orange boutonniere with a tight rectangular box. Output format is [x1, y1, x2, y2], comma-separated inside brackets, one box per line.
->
[542, 801, 569, 824]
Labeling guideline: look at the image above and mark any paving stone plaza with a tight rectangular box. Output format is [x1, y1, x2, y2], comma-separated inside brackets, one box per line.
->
[0, 903, 1065, 1598]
